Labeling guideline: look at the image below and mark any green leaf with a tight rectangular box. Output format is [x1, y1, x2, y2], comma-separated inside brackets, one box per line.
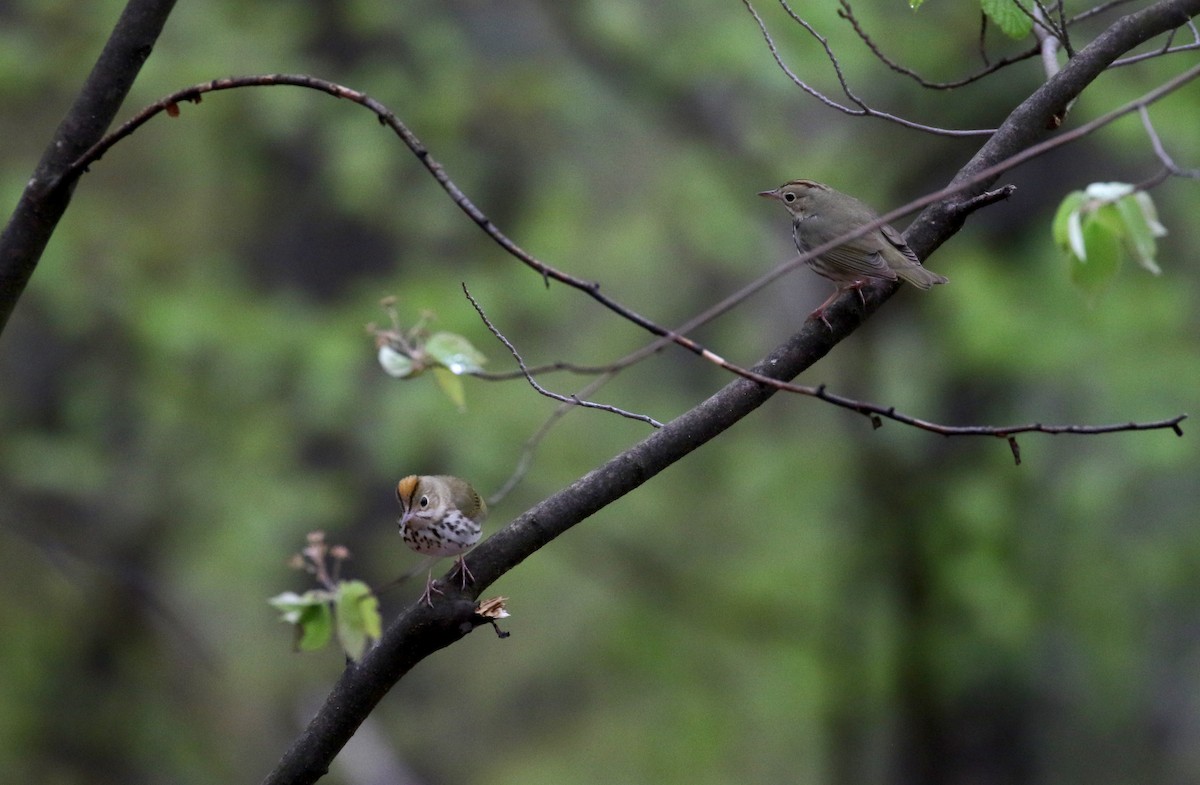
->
[269, 590, 324, 622]
[1053, 185, 1168, 289]
[1069, 206, 1122, 294]
[269, 591, 335, 651]
[295, 603, 335, 651]
[433, 366, 467, 411]
[335, 580, 381, 662]
[1133, 191, 1167, 237]
[981, 0, 1033, 39]
[425, 332, 487, 375]
[1052, 190, 1085, 252]
[1117, 192, 1165, 275]
[909, 0, 926, 8]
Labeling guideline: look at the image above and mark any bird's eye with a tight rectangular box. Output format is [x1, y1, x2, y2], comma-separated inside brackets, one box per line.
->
[419, 495, 429, 508]
[783, 192, 796, 202]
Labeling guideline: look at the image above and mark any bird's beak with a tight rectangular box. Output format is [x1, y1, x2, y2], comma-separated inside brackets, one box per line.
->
[757, 189, 779, 201]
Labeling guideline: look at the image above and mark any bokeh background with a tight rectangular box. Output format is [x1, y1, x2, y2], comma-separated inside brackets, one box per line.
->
[1, 2, 1198, 784]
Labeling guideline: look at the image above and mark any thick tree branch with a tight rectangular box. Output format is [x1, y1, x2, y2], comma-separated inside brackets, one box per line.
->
[908, 0, 1200, 249]
[0, 0, 178, 335]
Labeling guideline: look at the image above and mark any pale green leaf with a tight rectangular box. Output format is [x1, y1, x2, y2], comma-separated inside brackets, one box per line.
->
[425, 332, 487, 375]
[335, 580, 381, 662]
[1069, 207, 1122, 294]
[1133, 191, 1167, 237]
[268, 591, 309, 624]
[377, 345, 415, 378]
[1051, 190, 1085, 252]
[433, 366, 467, 411]
[269, 589, 330, 621]
[1116, 193, 1163, 275]
[981, 0, 1033, 39]
[1054, 185, 1168, 282]
[270, 590, 335, 651]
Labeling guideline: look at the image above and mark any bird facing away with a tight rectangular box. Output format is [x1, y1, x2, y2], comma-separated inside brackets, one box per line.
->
[396, 474, 487, 607]
[759, 179, 947, 326]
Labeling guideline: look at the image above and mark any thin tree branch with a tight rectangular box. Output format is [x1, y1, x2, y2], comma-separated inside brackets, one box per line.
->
[979, 10, 992, 67]
[470, 361, 616, 380]
[55, 68, 1196, 456]
[462, 284, 664, 429]
[1139, 105, 1200, 178]
[836, 0, 1042, 89]
[1071, 0, 1152, 24]
[1110, 18, 1200, 65]
[1033, 1, 1067, 78]
[809, 384, 1185, 466]
[1055, 0, 1074, 56]
[0, 0, 179, 335]
[742, 0, 996, 136]
[1021, 0, 1072, 57]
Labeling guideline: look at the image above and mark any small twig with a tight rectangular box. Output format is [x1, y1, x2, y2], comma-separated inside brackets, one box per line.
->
[462, 284, 664, 429]
[1032, 2, 1066, 79]
[952, 185, 1018, 214]
[1139, 105, 1200, 178]
[487, 407, 560, 506]
[741, 0, 996, 137]
[837, 0, 1040, 90]
[470, 361, 615, 380]
[1110, 38, 1200, 66]
[1055, 1, 1073, 56]
[812, 385, 1185, 447]
[1070, 0, 1152, 25]
[1007, 436, 1022, 466]
[979, 10, 991, 67]
[1021, 0, 1071, 58]
[1109, 16, 1200, 66]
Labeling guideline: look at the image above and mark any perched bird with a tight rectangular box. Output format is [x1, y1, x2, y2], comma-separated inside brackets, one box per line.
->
[396, 474, 487, 606]
[759, 179, 947, 327]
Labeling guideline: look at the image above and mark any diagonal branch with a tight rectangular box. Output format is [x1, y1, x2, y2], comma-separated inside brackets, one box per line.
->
[38, 64, 1190, 476]
[49, 60, 1197, 447]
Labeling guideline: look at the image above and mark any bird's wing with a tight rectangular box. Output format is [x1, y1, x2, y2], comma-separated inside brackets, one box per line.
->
[820, 243, 898, 279]
[795, 216, 899, 280]
[880, 224, 922, 267]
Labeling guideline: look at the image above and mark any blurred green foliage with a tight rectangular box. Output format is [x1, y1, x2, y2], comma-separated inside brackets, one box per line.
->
[1, 2, 1198, 784]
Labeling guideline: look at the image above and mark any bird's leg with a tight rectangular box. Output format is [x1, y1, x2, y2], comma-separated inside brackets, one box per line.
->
[808, 286, 845, 330]
[418, 568, 445, 607]
[451, 555, 476, 589]
[848, 280, 869, 307]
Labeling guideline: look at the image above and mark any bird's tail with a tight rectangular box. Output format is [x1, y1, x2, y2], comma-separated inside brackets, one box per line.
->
[895, 263, 948, 290]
